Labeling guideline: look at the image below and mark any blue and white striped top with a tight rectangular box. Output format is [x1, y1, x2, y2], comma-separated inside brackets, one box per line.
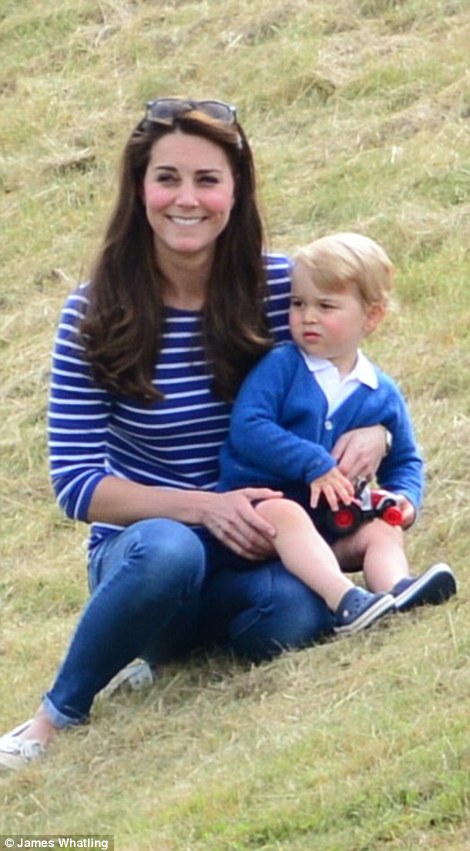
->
[48, 253, 292, 552]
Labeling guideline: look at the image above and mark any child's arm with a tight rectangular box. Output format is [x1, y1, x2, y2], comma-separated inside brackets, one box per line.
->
[373, 375, 424, 517]
[228, 346, 335, 486]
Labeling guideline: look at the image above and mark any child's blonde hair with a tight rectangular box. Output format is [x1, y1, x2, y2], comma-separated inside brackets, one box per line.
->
[294, 232, 394, 308]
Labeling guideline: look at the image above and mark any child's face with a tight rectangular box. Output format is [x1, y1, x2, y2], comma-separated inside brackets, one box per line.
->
[289, 259, 384, 376]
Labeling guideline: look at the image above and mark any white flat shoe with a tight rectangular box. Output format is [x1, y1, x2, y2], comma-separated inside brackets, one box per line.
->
[102, 661, 156, 698]
[0, 719, 45, 772]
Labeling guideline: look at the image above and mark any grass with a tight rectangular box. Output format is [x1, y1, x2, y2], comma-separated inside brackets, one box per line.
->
[1, 0, 470, 848]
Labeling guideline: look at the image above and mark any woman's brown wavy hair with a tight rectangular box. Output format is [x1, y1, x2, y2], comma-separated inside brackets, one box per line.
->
[80, 107, 273, 403]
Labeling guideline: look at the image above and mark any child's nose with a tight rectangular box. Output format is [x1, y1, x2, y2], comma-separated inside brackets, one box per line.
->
[303, 306, 318, 323]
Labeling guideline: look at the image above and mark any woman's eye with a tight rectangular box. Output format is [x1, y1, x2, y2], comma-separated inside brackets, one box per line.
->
[156, 173, 177, 184]
[198, 175, 219, 185]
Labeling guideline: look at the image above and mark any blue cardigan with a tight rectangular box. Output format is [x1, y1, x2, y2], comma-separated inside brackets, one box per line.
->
[219, 342, 424, 510]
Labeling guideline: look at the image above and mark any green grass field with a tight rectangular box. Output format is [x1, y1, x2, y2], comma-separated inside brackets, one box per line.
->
[1, 0, 469, 848]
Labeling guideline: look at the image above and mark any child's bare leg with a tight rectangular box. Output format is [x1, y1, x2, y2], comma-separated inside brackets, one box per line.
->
[255, 498, 354, 610]
[334, 520, 457, 611]
[333, 520, 409, 592]
[255, 499, 396, 635]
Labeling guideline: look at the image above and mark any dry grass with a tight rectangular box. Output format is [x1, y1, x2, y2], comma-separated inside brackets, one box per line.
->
[1, 0, 470, 848]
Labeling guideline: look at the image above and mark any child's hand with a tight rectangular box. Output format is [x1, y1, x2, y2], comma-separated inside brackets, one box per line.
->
[395, 495, 416, 529]
[309, 467, 355, 511]
[371, 488, 416, 528]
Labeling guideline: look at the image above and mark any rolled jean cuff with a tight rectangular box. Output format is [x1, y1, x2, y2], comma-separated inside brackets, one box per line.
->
[42, 693, 86, 729]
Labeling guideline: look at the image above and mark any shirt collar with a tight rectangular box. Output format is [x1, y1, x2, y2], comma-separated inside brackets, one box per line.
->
[301, 349, 378, 389]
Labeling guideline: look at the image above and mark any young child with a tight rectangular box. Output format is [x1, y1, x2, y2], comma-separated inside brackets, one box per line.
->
[218, 232, 456, 635]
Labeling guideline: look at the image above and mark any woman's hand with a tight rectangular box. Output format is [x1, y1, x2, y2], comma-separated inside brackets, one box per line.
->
[331, 425, 388, 482]
[201, 489, 283, 560]
[309, 467, 355, 512]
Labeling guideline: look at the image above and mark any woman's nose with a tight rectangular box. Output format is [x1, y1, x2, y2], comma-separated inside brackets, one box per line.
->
[175, 182, 199, 207]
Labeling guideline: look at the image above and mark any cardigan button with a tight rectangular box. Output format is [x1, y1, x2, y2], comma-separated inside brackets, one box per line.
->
[325, 419, 333, 430]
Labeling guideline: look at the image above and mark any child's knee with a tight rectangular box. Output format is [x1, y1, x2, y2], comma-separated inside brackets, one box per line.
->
[256, 497, 308, 527]
[366, 518, 405, 546]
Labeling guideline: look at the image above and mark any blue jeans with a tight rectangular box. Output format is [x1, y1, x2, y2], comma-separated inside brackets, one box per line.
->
[43, 519, 334, 727]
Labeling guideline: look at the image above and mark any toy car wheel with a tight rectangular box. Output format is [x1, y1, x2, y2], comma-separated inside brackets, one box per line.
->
[380, 505, 403, 526]
[326, 502, 363, 536]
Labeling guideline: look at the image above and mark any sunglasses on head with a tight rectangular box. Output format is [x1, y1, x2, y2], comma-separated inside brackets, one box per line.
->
[145, 97, 237, 125]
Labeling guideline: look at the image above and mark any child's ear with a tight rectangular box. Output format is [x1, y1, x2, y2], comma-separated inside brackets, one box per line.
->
[364, 302, 386, 335]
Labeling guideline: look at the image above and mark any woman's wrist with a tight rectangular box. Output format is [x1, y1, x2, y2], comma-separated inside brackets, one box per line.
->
[163, 488, 218, 526]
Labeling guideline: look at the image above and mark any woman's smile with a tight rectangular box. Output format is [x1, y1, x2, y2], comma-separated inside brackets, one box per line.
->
[169, 215, 207, 226]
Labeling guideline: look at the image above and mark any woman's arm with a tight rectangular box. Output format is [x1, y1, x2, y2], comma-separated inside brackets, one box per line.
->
[88, 477, 281, 560]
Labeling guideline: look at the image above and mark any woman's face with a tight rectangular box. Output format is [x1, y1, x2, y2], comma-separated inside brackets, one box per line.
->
[142, 130, 236, 260]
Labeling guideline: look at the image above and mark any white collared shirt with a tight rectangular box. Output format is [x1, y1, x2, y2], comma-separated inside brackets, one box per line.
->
[300, 349, 378, 416]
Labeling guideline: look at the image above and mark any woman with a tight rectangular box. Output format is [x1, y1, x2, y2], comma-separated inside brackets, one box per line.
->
[0, 98, 387, 771]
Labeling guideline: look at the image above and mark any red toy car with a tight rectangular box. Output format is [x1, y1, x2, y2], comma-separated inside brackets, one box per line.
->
[325, 478, 404, 537]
